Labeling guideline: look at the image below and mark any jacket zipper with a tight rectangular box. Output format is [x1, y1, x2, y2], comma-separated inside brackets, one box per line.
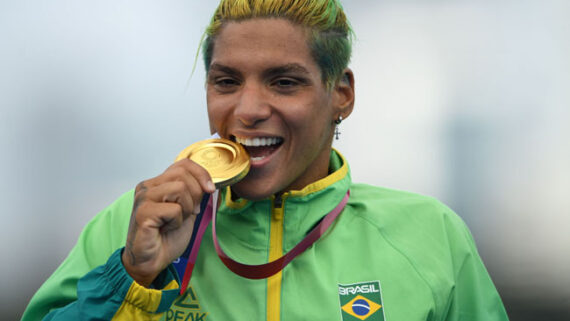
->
[267, 193, 284, 321]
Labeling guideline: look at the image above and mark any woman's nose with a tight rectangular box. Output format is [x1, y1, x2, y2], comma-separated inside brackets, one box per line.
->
[233, 83, 271, 127]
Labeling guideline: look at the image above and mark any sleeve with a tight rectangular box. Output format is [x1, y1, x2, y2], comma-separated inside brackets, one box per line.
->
[21, 190, 133, 320]
[42, 248, 180, 321]
[442, 212, 510, 321]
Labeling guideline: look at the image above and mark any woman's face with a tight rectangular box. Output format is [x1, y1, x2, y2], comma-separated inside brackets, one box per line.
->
[206, 18, 353, 200]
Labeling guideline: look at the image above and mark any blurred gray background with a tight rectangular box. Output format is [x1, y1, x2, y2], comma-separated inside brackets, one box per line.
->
[1, 0, 569, 320]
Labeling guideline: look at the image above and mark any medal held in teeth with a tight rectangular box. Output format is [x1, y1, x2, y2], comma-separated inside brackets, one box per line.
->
[176, 138, 250, 188]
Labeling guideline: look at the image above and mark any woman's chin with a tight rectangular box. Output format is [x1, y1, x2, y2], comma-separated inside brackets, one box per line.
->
[230, 179, 278, 201]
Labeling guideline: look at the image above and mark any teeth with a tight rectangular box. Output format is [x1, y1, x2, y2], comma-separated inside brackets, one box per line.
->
[235, 136, 282, 147]
[251, 156, 265, 162]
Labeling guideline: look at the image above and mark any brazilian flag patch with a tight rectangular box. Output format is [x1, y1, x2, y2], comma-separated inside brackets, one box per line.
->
[338, 281, 385, 321]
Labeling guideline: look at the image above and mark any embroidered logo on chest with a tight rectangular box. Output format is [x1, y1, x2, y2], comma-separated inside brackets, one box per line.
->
[338, 281, 385, 321]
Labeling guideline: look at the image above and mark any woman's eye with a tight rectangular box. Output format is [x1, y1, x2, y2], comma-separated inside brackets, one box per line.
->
[275, 78, 298, 87]
[216, 78, 239, 87]
[271, 77, 307, 93]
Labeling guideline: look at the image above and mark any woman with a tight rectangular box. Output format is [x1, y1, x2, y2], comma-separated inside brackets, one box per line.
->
[23, 1, 509, 320]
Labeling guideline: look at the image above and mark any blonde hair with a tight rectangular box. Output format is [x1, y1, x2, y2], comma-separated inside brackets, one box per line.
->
[202, 0, 353, 88]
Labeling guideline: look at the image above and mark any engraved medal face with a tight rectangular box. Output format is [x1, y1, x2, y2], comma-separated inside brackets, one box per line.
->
[175, 138, 250, 188]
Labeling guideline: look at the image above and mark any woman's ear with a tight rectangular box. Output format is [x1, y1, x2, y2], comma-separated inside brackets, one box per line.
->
[333, 68, 355, 120]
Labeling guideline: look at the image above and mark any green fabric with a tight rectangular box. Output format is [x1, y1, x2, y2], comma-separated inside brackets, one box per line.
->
[22, 151, 508, 321]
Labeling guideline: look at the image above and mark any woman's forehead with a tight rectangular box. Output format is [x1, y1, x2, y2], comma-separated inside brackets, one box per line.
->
[210, 18, 317, 71]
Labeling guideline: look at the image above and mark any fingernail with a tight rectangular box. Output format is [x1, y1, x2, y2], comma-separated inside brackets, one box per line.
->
[207, 181, 216, 192]
[194, 205, 201, 214]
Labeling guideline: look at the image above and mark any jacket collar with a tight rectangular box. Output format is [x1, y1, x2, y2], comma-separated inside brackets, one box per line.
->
[216, 149, 351, 252]
[219, 148, 351, 213]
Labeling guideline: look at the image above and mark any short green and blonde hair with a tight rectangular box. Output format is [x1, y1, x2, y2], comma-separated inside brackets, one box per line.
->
[202, 0, 353, 89]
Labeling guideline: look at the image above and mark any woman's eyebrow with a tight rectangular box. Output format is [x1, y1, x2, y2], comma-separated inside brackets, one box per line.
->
[209, 63, 242, 77]
[263, 64, 311, 77]
[209, 63, 310, 79]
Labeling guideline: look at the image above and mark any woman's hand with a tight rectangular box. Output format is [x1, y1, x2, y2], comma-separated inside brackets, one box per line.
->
[121, 159, 216, 287]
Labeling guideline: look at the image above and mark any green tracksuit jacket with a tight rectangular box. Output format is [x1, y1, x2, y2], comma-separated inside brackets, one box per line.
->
[22, 150, 509, 321]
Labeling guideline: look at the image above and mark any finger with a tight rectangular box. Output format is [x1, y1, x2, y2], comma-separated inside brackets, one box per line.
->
[136, 201, 197, 263]
[135, 201, 190, 233]
[125, 200, 196, 279]
[180, 171, 206, 215]
[142, 157, 216, 192]
[143, 181, 195, 219]
[160, 164, 207, 214]
[174, 159, 216, 194]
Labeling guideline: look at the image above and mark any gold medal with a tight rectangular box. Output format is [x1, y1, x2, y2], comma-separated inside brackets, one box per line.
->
[175, 138, 250, 188]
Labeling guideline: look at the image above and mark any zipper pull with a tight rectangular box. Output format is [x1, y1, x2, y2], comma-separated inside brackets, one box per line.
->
[274, 193, 283, 208]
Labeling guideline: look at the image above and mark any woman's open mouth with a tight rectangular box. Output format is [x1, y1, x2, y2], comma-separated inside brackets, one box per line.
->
[233, 135, 284, 164]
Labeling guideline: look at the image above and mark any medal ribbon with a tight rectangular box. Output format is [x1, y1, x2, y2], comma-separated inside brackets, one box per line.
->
[180, 189, 350, 294]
